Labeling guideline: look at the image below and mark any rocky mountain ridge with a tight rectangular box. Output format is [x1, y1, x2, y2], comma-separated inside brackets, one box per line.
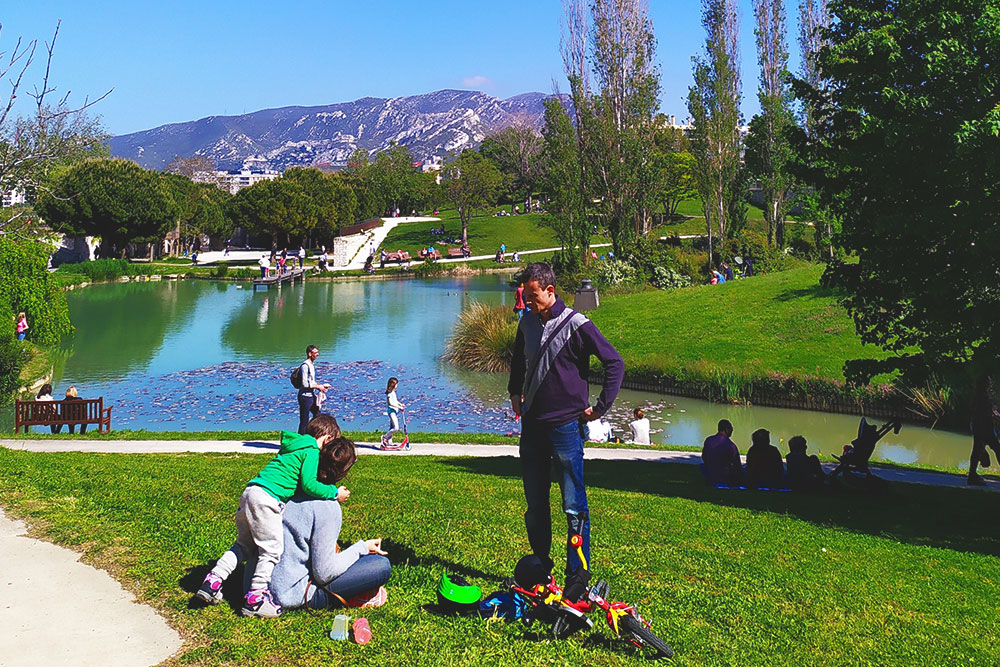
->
[109, 89, 555, 171]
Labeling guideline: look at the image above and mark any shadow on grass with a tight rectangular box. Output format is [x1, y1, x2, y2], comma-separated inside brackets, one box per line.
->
[441, 457, 1000, 557]
[179, 562, 247, 613]
[772, 283, 839, 302]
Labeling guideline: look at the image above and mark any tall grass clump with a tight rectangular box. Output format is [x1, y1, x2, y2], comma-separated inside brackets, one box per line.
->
[444, 302, 518, 372]
[56, 258, 154, 282]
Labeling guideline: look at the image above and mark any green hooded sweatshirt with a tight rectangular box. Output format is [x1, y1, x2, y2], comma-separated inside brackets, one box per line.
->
[248, 431, 339, 502]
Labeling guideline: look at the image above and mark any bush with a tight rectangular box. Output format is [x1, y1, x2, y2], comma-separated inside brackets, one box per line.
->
[788, 237, 819, 261]
[56, 258, 154, 282]
[0, 333, 26, 398]
[729, 229, 785, 274]
[412, 258, 446, 277]
[663, 246, 709, 283]
[650, 266, 691, 289]
[213, 264, 229, 278]
[0, 237, 71, 346]
[443, 302, 518, 372]
[595, 259, 640, 287]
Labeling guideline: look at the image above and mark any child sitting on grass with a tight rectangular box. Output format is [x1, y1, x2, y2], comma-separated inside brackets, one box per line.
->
[197, 414, 354, 617]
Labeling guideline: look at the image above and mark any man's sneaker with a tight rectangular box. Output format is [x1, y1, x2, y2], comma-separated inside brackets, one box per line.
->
[242, 588, 282, 618]
[345, 586, 388, 608]
[196, 572, 224, 605]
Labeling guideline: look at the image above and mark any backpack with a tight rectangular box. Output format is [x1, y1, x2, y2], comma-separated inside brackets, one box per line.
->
[290, 365, 303, 389]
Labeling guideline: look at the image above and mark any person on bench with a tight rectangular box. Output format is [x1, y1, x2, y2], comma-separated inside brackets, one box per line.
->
[35, 384, 59, 434]
[745, 428, 784, 489]
[702, 419, 742, 485]
[58, 385, 87, 435]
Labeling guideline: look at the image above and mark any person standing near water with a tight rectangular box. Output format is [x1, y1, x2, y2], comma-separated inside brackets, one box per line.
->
[508, 262, 624, 601]
[15, 312, 28, 341]
[297, 345, 331, 435]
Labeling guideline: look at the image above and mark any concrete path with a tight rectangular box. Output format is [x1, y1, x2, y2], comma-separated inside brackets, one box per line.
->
[3, 439, 996, 491]
[0, 508, 182, 667]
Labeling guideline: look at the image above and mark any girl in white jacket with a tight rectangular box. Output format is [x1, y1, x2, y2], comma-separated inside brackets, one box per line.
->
[382, 377, 405, 447]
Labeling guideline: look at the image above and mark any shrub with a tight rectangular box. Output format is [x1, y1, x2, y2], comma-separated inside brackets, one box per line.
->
[650, 266, 691, 290]
[0, 237, 71, 346]
[595, 259, 640, 287]
[788, 237, 819, 261]
[412, 258, 446, 277]
[56, 258, 154, 282]
[0, 332, 26, 398]
[443, 302, 518, 372]
[663, 246, 709, 283]
[729, 229, 785, 274]
[213, 264, 229, 278]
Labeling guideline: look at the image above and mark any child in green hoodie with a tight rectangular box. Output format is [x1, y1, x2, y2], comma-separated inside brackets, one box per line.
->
[197, 414, 355, 617]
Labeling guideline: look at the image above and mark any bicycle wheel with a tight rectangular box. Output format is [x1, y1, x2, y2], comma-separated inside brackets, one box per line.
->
[620, 613, 673, 659]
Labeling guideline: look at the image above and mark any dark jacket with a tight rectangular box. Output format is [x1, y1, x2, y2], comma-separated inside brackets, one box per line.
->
[702, 433, 742, 484]
[746, 443, 784, 487]
[507, 297, 624, 426]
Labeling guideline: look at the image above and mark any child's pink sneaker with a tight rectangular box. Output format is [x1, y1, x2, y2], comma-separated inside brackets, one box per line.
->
[346, 586, 388, 608]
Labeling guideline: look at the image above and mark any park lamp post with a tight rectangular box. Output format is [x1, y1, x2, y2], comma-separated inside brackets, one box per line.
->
[574, 279, 599, 312]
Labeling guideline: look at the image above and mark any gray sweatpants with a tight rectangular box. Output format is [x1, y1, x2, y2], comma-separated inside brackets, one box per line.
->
[210, 485, 285, 592]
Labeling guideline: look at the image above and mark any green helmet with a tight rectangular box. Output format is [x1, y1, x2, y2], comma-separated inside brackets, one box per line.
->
[436, 572, 481, 613]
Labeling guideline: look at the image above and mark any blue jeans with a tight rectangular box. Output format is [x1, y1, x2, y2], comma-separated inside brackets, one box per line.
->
[519, 418, 590, 576]
[317, 555, 392, 608]
[298, 391, 318, 434]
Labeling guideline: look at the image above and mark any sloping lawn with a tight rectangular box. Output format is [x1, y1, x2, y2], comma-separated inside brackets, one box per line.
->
[589, 264, 877, 383]
[0, 449, 997, 666]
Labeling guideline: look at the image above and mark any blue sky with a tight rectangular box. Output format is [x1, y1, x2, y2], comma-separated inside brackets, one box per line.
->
[6, 1, 804, 135]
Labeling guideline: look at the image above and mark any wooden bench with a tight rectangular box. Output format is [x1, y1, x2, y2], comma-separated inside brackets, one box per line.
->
[418, 249, 442, 260]
[447, 248, 466, 258]
[385, 251, 411, 264]
[14, 398, 113, 434]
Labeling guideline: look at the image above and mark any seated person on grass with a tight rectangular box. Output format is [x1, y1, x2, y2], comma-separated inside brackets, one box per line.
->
[785, 435, 827, 490]
[584, 416, 613, 443]
[629, 407, 650, 445]
[745, 428, 785, 489]
[702, 419, 742, 485]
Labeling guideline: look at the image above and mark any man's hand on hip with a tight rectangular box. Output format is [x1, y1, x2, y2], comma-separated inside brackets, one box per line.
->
[581, 406, 601, 422]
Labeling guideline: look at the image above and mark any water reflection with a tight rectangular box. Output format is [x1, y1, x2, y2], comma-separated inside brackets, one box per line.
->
[40, 276, 975, 468]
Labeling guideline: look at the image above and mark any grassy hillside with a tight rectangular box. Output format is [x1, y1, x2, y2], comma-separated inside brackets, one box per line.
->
[589, 265, 889, 401]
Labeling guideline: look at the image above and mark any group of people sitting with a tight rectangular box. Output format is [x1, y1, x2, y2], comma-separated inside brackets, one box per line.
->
[702, 419, 828, 490]
[583, 408, 651, 445]
[34, 383, 89, 433]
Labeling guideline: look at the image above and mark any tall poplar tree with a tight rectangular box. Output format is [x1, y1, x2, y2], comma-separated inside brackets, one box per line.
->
[745, 0, 796, 248]
[688, 0, 743, 259]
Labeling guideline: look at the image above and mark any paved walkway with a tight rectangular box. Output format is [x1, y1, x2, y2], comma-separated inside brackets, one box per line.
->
[3, 439, 996, 491]
[0, 508, 182, 667]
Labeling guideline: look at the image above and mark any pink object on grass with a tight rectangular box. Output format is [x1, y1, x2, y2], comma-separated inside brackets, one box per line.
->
[353, 617, 372, 645]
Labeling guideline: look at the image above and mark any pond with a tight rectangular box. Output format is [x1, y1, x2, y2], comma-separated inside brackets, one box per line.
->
[25, 276, 974, 468]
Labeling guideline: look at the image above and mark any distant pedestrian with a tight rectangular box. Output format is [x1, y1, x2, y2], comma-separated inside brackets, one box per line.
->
[380, 249, 387, 269]
[513, 283, 526, 320]
[15, 312, 28, 341]
[296, 345, 331, 435]
[381, 377, 406, 448]
[298, 246, 306, 269]
[723, 263, 734, 282]
[258, 254, 270, 279]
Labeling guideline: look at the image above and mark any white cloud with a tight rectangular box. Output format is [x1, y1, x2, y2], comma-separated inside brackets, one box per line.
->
[460, 75, 496, 90]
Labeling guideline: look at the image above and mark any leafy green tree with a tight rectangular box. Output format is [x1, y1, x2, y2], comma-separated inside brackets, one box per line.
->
[283, 167, 358, 243]
[36, 159, 178, 258]
[228, 177, 316, 247]
[745, 0, 797, 248]
[651, 120, 698, 220]
[540, 97, 590, 263]
[688, 0, 744, 259]
[480, 122, 544, 213]
[797, 0, 1000, 400]
[444, 150, 502, 246]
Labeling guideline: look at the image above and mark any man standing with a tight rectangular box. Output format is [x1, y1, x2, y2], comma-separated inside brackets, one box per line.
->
[297, 345, 330, 435]
[508, 263, 624, 599]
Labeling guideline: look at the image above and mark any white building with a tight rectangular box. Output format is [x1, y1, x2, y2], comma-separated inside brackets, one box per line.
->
[1, 189, 27, 207]
[197, 158, 281, 194]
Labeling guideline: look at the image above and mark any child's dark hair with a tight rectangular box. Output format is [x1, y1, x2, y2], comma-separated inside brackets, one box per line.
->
[788, 435, 807, 453]
[306, 413, 341, 440]
[634, 407, 644, 419]
[385, 377, 398, 394]
[317, 436, 357, 484]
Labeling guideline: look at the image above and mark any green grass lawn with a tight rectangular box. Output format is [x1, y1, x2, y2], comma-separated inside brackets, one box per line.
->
[590, 264, 878, 384]
[0, 449, 997, 666]
[380, 212, 559, 257]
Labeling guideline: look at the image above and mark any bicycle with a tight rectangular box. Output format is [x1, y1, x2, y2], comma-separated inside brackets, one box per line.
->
[507, 534, 673, 659]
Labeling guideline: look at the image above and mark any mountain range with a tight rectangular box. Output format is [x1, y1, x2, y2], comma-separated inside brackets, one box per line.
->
[109, 89, 556, 172]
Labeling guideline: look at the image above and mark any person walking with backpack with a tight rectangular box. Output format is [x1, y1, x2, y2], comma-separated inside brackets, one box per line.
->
[294, 345, 330, 434]
[508, 262, 624, 603]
